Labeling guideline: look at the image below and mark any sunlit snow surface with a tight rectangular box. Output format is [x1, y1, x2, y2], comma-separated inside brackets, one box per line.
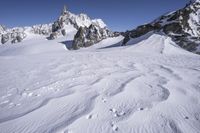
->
[0, 32, 200, 133]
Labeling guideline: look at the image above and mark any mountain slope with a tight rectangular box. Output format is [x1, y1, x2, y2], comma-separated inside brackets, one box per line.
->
[122, 0, 200, 54]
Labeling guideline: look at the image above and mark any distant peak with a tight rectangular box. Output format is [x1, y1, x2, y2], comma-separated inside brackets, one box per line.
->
[62, 5, 67, 15]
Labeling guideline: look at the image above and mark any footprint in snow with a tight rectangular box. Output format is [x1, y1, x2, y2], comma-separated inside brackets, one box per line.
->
[7, 102, 21, 107]
[35, 94, 41, 97]
[137, 107, 144, 111]
[102, 97, 107, 103]
[86, 114, 98, 119]
[184, 116, 189, 120]
[111, 123, 118, 132]
[109, 108, 126, 117]
[86, 114, 93, 119]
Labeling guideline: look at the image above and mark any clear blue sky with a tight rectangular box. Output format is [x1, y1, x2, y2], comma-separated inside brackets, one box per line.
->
[0, 0, 189, 31]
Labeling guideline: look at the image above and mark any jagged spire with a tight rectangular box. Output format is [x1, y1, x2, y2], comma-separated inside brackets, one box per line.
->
[62, 5, 67, 15]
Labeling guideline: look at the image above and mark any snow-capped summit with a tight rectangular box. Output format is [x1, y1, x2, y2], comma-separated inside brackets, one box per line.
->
[122, 0, 200, 54]
[56, 6, 107, 29]
[48, 5, 111, 42]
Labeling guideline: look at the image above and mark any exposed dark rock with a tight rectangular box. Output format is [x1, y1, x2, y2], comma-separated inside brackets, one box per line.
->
[72, 27, 85, 50]
[52, 21, 62, 33]
[122, 34, 131, 46]
[72, 24, 113, 50]
[61, 29, 67, 36]
[49, 32, 58, 40]
[11, 38, 18, 44]
[122, 23, 161, 46]
[113, 32, 121, 37]
[163, 23, 183, 34]
[16, 35, 23, 42]
[49, 20, 65, 40]
[11, 35, 24, 44]
[1, 34, 9, 44]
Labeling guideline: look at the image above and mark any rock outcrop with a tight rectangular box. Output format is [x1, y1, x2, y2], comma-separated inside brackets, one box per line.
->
[72, 24, 114, 50]
[0, 26, 26, 44]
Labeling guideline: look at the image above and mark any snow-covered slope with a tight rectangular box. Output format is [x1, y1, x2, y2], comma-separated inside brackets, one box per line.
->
[0, 33, 200, 133]
[125, 33, 193, 55]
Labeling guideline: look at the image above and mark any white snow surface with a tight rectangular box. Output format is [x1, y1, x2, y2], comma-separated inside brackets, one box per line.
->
[0, 33, 200, 133]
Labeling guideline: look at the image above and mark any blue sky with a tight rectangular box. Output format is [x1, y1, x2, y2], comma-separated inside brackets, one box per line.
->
[0, 0, 189, 31]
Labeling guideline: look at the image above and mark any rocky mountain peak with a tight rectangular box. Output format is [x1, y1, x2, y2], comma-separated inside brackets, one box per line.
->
[48, 5, 108, 40]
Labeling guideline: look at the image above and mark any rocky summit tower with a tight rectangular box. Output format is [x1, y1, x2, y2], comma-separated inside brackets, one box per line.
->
[62, 5, 67, 15]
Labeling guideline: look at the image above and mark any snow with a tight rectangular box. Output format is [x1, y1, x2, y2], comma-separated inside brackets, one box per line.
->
[92, 19, 107, 28]
[0, 33, 200, 133]
[126, 33, 193, 55]
[67, 12, 107, 29]
[187, 9, 200, 36]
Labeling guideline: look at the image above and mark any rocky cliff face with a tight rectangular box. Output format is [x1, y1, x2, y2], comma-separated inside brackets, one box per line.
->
[122, 0, 200, 54]
[72, 24, 114, 50]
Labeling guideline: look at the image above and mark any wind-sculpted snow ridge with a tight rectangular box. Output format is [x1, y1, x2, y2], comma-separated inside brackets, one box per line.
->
[0, 33, 200, 133]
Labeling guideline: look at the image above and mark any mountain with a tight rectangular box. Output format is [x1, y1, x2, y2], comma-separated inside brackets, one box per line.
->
[122, 0, 200, 54]
[48, 5, 110, 41]
[0, 6, 109, 44]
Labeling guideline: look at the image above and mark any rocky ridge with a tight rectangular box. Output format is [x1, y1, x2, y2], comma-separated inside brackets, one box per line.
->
[122, 0, 200, 54]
